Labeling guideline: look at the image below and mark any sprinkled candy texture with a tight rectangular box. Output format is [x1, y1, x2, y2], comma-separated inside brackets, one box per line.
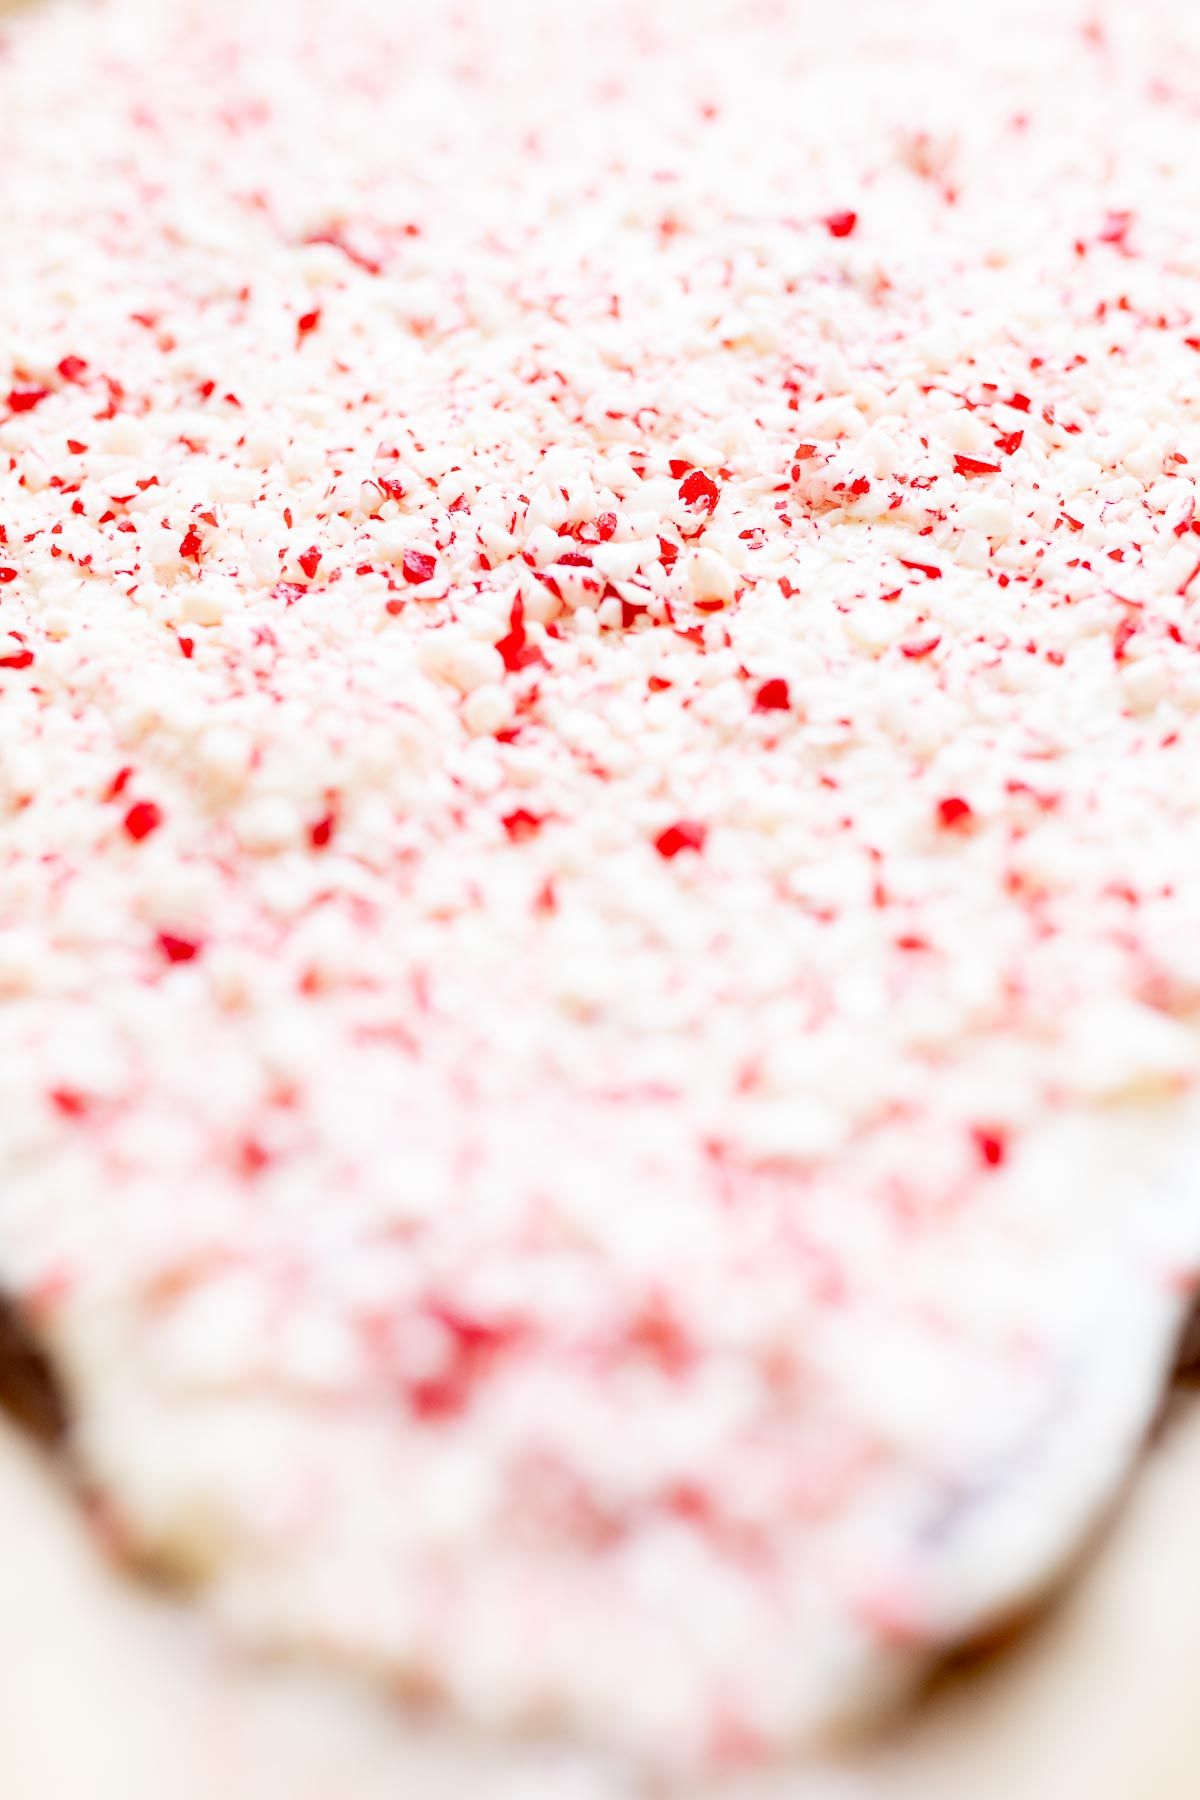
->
[3, 0, 1200, 1778]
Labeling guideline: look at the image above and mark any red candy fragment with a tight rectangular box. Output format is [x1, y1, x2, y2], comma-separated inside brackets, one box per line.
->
[502, 809, 543, 842]
[309, 813, 336, 849]
[754, 677, 791, 712]
[936, 796, 974, 830]
[57, 356, 88, 383]
[678, 469, 720, 515]
[179, 525, 203, 562]
[157, 933, 201, 964]
[900, 635, 941, 659]
[7, 385, 49, 414]
[1098, 209, 1133, 248]
[824, 210, 858, 238]
[406, 1306, 514, 1421]
[0, 568, 16, 585]
[239, 1139, 271, 1177]
[495, 595, 545, 673]
[297, 308, 321, 339]
[654, 820, 708, 859]
[123, 800, 164, 842]
[1112, 615, 1139, 660]
[953, 454, 1001, 477]
[50, 1088, 90, 1119]
[402, 549, 437, 584]
[298, 546, 322, 579]
[973, 1127, 1007, 1168]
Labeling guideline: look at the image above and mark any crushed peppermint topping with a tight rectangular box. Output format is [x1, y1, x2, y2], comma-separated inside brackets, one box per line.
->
[2, 0, 1200, 1776]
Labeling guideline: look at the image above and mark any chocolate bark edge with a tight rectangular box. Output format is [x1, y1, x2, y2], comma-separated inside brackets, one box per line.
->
[0, 1292, 68, 1446]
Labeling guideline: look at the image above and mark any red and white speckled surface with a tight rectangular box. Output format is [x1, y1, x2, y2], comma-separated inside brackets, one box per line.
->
[3, 0, 1200, 1777]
